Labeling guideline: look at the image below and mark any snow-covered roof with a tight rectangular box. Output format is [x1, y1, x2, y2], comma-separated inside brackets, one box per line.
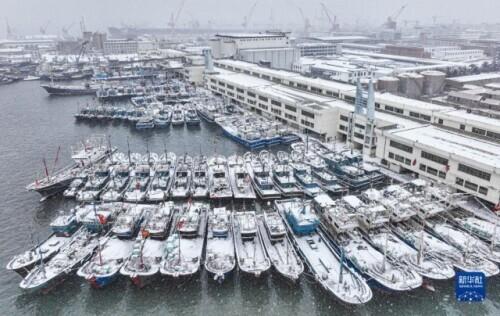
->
[447, 73, 500, 83]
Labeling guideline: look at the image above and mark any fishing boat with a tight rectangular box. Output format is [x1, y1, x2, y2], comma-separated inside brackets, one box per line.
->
[227, 155, 256, 200]
[123, 165, 151, 202]
[291, 162, 323, 197]
[272, 162, 302, 197]
[208, 156, 233, 199]
[445, 208, 500, 245]
[7, 216, 80, 277]
[258, 212, 303, 282]
[426, 218, 500, 265]
[170, 156, 192, 198]
[136, 117, 155, 130]
[77, 236, 134, 288]
[185, 107, 201, 126]
[233, 211, 271, 277]
[276, 198, 373, 304]
[378, 185, 417, 223]
[111, 205, 146, 239]
[19, 228, 99, 292]
[311, 169, 347, 196]
[368, 227, 455, 280]
[142, 202, 175, 240]
[76, 165, 110, 202]
[205, 207, 236, 283]
[75, 203, 124, 233]
[171, 107, 184, 126]
[100, 164, 130, 202]
[191, 156, 209, 198]
[120, 234, 164, 288]
[153, 112, 171, 128]
[245, 153, 281, 200]
[394, 220, 500, 277]
[146, 164, 171, 202]
[27, 135, 114, 199]
[160, 202, 208, 277]
[63, 178, 85, 198]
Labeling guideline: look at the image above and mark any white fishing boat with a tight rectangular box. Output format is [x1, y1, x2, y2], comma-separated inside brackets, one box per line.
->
[427, 219, 500, 265]
[233, 211, 271, 277]
[369, 227, 455, 280]
[208, 156, 233, 199]
[100, 164, 130, 202]
[146, 164, 171, 202]
[111, 204, 146, 239]
[142, 202, 175, 240]
[313, 194, 360, 235]
[76, 164, 110, 202]
[379, 185, 417, 223]
[394, 220, 500, 277]
[276, 199, 373, 304]
[77, 236, 134, 288]
[245, 153, 281, 200]
[123, 165, 151, 202]
[258, 212, 303, 282]
[191, 156, 209, 198]
[272, 162, 302, 197]
[291, 162, 323, 197]
[120, 234, 164, 288]
[160, 202, 208, 277]
[205, 207, 236, 283]
[355, 192, 391, 232]
[170, 156, 192, 198]
[227, 155, 255, 199]
[171, 107, 184, 126]
[75, 203, 124, 233]
[19, 229, 100, 292]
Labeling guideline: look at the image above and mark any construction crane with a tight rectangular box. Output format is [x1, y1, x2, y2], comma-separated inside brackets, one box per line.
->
[168, 0, 186, 32]
[62, 22, 75, 39]
[40, 21, 51, 35]
[297, 7, 312, 36]
[242, 2, 258, 29]
[75, 40, 89, 66]
[320, 2, 339, 33]
[384, 4, 407, 30]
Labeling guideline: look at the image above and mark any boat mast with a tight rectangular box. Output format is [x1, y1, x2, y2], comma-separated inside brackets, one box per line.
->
[93, 203, 103, 265]
[382, 231, 388, 273]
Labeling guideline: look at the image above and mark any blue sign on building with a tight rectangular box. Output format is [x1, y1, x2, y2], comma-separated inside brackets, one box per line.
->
[455, 271, 486, 302]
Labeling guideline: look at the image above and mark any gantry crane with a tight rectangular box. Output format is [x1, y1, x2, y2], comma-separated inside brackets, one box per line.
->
[384, 4, 407, 30]
[320, 3, 339, 33]
[242, 2, 258, 29]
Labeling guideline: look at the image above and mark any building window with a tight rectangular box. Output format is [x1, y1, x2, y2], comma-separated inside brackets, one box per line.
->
[271, 100, 281, 107]
[421, 151, 448, 165]
[354, 132, 364, 139]
[258, 96, 268, 102]
[389, 140, 413, 153]
[438, 171, 446, 179]
[409, 112, 420, 118]
[236, 88, 244, 93]
[478, 186, 488, 195]
[421, 115, 431, 121]
[427, 166, 438, 176]
[438, 119, 443, 124]
[460, 124, 465, 130]
[247, 92, 256, 98]
[302, 110, 315, 119]
[285, 105, 297, 112]
[455, 177, 464, 185]
[355, 123, 365, 130]
[226, 84, 234, 90]
[472, 127, 486, 136]
[419, 163, 426, 171]
[340, 115, 349, 122]
[464, 181, 478, 191]
[486, 131, 500, 140]
[458, 164, 491, 181]
[389, 152, 395, 159]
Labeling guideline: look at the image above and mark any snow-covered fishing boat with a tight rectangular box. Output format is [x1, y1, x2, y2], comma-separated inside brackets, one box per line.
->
[258, 212, 303, 282]
[205, 207, 236, 283]
[447, 208, 500, 245]
[123, 165, 151, 202]
[171, 107, 184, 126]
[427, 218, 500, 265]
[63, 178, 85, 198]
[245, 153, 280, 200]
[356, 192, 391, 231]
[76, 165, 110, 202]
[272, 162, 302, 197]
[20, 228, 99, 292]
[276, 198, 373, 304]
[368, 227, 455, 280]
[170, 155, 192, 198]
[142, 202, 175, 240]
[185, 106, 201, 126]
[233, 211, 271, 277]
[291, 162, 323, 197]
[311, 168, 347, 196]
[146, 164, 171, 201]
[378, 185, 417, 223]
[160, 202, 208, 277]
[208, 156, 233, 199]
[100, 164, 130, 202]
[228, 155, 255, 199]
[191, 156, 209, 198]
[111, 204, 146, 239]
[77, 236, 134, 288]
[75, 203, 124, 233]
[394, 220, 500, 277]
[120, 234, 164, 288]
[313, 194, 360, 235]
[7, 215, 80, 277]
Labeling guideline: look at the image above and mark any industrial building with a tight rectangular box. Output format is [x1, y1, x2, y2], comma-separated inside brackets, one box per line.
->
[204, 61, 500, 204]
[209, 32, 291, 59]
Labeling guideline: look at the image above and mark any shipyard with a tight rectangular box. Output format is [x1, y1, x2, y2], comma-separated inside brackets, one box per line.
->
[2, 1, 500, 315]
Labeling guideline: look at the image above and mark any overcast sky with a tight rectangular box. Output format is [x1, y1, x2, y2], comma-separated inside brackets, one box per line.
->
[2, 0, 499, 37]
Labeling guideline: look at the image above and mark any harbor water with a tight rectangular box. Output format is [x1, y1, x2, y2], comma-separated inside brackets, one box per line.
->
[1, 81, 499, 315]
